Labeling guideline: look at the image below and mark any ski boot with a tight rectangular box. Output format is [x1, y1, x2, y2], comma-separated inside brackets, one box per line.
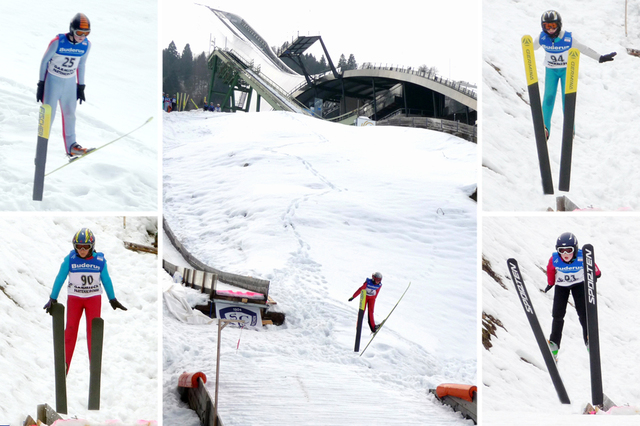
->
[68, 143, 96, 161]
[548, 340, 559, 361]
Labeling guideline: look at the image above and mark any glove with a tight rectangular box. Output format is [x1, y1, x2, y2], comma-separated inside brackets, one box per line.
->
[348, 297, 354, 302]
[109, 298, 128, 311]
[544, 285, 553, 293]
[77, 84, 86, 104]
[37, 81, 45, 103]
[599, 52, 616, 63]
[43, 297, 57, 314]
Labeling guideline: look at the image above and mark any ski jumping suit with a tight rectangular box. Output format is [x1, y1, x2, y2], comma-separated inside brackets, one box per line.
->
[50, 250, 114, 372]
[546, 249, 601, 348]
[534, 30, 601, 134]
[39, 33, 91, 154]
[351, 278, 382, 332]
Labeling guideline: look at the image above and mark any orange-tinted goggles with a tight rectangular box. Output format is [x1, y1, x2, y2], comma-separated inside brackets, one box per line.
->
[543, 22, 558, 31]
[74, 30, 90, 37]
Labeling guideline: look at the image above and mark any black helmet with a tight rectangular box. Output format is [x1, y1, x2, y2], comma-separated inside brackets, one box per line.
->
[556, 232, 578, 260]
[70, 13, 91, 36]
[541, 10, 562, 37]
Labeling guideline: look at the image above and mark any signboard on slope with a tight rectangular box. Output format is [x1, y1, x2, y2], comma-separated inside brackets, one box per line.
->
[215, 300, 262, 326]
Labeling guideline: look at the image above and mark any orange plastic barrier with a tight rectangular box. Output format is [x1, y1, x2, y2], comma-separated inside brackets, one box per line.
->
[436, 383, 477, 402]
[178, 371, 207, 388]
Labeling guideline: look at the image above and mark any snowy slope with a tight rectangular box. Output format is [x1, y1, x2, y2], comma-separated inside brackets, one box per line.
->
[162, 110, 477, 425]
[0, 1, 158, 211]
[0, 217, 158, 424]
[482, 0, 640, 210]
[483, 215, 640, 425]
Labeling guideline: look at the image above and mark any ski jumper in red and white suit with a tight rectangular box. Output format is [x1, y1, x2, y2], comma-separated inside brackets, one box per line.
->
[351, 278, 382, 332]
[50, 250, 114, 372]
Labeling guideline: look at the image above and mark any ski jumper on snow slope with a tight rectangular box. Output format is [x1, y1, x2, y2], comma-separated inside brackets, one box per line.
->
[534, 10, 616, 138]
[544, 232, 601, 358]
[44, 228, 127, 373]
[37, 13, 93, 157]
[349, 272, 383, 333]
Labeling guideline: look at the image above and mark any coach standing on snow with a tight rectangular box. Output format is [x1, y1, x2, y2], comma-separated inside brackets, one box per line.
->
[37, 13, 93, 157]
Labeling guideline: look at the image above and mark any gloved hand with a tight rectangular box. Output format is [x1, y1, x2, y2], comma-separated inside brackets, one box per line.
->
[544, 285, 553, 293]
[348, 297, 354, 302]
[109, 298, 127, 311]
[43, 297, 57, 314]
[77, 84, 86, 104]
[599, 52, 616, 63]
[37, 81, 45, 103]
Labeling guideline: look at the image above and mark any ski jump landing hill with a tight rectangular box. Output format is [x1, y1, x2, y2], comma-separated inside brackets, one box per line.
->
[204, 7, 477, 141]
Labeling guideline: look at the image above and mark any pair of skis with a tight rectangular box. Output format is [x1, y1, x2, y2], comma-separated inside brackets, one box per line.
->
[521, 35, 580, 194]
[358, 282, 411, 357]
[508, 247, 602, 407]
[32, 112, 153, 201]
[50, 304, 104, 413]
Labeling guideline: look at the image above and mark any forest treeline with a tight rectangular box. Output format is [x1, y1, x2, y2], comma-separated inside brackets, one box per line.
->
[162, 40, 437, 110]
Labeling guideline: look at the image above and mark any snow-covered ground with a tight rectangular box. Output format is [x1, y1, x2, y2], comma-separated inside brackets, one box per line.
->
[0, 217, 158, 424]
[482, 0, 640, 210]
[162, 110, 477, 425]
[0, 1, 158, 211]
[483, 215, 640, 425]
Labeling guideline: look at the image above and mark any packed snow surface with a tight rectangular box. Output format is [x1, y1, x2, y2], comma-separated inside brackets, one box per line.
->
[482, 0, 640, 211]
[162, 110, 477, 425]
[0, 217, 158, 424]
[0, 1, 157, 211]
[483, 215, 640, 425]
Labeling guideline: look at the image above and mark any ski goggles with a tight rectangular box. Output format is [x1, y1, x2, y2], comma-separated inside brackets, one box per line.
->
[543, 22, 558, 31]
[75, 244, 92, 250]
[73, 30, 90, 37]
[558, 247, 574, 254]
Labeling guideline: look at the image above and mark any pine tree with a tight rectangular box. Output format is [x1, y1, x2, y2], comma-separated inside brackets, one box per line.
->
[337, 54, 347, 70]
[346, 54, 357, 71]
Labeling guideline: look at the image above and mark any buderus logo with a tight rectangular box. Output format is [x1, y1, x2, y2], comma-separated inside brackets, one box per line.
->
[71, 263, 100, 270]
[59, 47, 84, 54]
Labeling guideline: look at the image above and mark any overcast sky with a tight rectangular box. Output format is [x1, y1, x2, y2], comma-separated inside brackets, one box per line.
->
[160, 0, 479, 83]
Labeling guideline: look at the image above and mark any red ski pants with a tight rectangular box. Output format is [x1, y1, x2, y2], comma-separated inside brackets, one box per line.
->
[365, 296, 377, 332]
[65, 294, 101, 372]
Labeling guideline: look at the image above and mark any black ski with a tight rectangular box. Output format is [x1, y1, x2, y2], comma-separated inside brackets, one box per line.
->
[583, 244, 603, 406]
[50, 303, 67, 414]
[33, 104, 52, 201]
[354, 289, 366, 352]
[521, 35, 554, 195]
[88, 317, 104, 410]
[507, 258, 570, 404]
[559, 49, 580, 191]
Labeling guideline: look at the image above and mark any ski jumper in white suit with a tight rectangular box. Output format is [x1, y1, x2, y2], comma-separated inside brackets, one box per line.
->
[39, 34, 90, 154]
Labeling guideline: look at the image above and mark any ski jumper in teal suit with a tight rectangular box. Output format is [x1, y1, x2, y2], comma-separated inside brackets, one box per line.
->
[534, 10, 616, 137]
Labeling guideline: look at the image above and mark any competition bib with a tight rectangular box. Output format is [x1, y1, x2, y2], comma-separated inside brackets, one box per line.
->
[66, 251, 104, 297]
[552, 250, 584, 286]
[365, 278, 382, 296]
[540, 31, 572, 69]
[47, 34, 89, 78]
